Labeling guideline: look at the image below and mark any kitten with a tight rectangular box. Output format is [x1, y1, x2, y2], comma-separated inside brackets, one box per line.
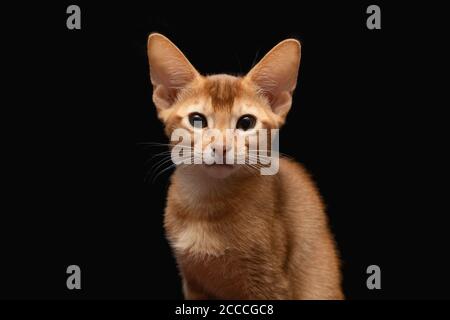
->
[147, 33, 343, 299]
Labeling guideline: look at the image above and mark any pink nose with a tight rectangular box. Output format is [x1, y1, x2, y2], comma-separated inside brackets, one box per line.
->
[211, 144, 232, 162]
[212, 144, 229, 154]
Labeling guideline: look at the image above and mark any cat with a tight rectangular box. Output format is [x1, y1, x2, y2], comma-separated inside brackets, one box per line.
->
[146, 33, 344, 299]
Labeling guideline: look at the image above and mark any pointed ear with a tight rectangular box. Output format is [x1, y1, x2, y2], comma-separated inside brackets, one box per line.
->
[147, 33, 200, 111]
[246, 39, 301, 119]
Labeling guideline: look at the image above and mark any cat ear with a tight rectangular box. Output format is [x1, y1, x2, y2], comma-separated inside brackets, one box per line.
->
[147, 33, 200, 111]
[246, 39, 301, 119]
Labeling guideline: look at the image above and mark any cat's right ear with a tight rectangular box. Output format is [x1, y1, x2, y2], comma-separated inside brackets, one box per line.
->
[147, 33, 200, 112]
[245, 39, 301, 121]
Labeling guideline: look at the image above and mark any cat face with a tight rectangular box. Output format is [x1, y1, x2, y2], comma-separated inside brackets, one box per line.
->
[147, 33, 301, 178]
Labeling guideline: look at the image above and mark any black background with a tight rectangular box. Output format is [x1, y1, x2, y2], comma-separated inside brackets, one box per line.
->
[1, 2, 448, 300]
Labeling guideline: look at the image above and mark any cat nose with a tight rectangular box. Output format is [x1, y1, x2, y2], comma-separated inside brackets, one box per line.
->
[211, 144, 231, 155]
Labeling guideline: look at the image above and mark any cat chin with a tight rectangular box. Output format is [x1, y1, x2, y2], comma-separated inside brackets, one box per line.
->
[202, 164, 237, 179]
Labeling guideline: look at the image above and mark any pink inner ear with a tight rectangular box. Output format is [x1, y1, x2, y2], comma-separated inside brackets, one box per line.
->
[271, 91, 292, 117]
[148, 34, 200, 110]
[246, 40, 300, 117]
[250, 61, 298, 95]
[153, 85, 177, 110]
[249, 68, 295, 116]
[152, 65, 195, 109]
[151, 57, 197, 91]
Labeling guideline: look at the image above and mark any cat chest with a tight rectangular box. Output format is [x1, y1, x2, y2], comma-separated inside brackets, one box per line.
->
[169, 220, 229, 257]
[168, 219, 256, 297]
[178, 246, 250, 299]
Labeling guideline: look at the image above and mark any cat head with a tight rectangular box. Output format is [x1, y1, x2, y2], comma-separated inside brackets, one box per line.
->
[147, 33, 301, 179]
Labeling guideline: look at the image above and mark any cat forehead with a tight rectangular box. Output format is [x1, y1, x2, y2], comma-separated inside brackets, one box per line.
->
[199, 74, 247, 112]
[175, 74, 270, 118]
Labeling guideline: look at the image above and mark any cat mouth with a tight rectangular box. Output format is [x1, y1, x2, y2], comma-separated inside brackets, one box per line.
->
[202, 163, 236, 178]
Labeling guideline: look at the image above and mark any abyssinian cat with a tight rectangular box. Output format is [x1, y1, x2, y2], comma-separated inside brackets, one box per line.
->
[147, 33, 343, 299]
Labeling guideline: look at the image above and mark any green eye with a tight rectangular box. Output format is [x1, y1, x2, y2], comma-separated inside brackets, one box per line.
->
[236, 115, 256, 131]
[188, 112, 208, 128]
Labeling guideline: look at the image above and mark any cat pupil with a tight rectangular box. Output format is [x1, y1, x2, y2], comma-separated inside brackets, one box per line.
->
[188, 113, 207, 128]
[237, 115, 256, 131]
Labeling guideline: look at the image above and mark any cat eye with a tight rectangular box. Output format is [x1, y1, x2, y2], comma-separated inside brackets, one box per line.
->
[188, 112, 208, 128]
[236, 115, 256, 131]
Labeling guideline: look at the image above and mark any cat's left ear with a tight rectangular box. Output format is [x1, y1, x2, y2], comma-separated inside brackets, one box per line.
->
[245, 39, 301, 120]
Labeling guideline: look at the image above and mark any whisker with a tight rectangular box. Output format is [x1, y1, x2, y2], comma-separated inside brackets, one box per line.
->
[149, 156, 175, 177]
[151, 155, 193, 183]
[247, 150, 292, 159]
[151, 163, 177, 183]
[144, 151, 174, 167]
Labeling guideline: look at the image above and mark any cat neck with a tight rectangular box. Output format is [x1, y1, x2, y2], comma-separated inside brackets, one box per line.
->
[171, 165, 276, 215]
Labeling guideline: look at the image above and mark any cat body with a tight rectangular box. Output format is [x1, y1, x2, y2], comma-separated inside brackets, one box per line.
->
[166, 158, 343, 299]
[147, 34, 343, 299]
